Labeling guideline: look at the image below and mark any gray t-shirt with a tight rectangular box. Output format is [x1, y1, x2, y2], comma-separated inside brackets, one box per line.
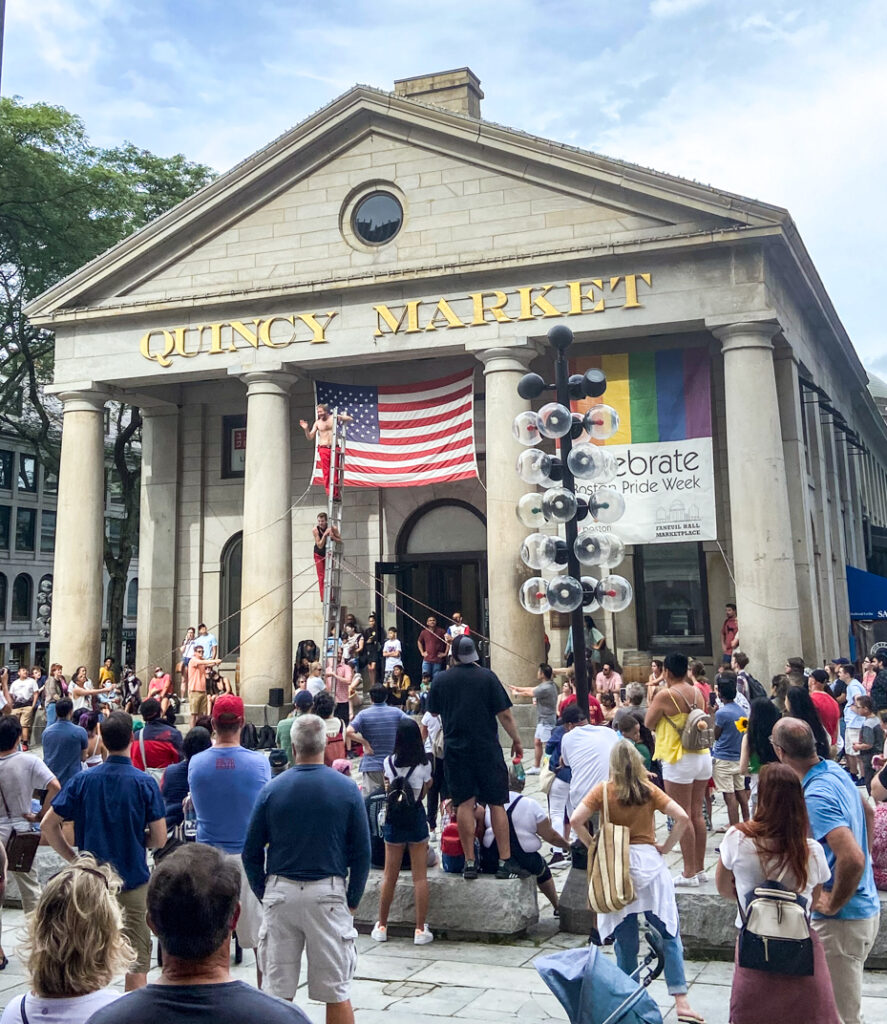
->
[0, 751, 55, 842]
[533, 681, 558, 728]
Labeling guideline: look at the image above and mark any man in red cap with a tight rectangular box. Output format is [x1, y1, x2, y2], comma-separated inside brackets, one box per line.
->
[188, 694, 271, 983]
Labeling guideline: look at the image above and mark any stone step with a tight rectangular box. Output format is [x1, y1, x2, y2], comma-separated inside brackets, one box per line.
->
[354, 867, 539, 940]
[557, 864, 887, 968]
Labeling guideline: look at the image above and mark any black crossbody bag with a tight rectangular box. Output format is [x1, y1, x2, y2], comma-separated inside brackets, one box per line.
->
[0, 769, 41, 874]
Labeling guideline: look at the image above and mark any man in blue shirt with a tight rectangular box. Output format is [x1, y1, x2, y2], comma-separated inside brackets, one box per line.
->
[243, 714, 370, 1024]
[41, 697, 87, 788]
[712, 672, 750, 827]
[42, 711, 167, 992]
[773, 717, 880, 1024]
[347, 685, 408, 795]
[188, 694, 270, 974]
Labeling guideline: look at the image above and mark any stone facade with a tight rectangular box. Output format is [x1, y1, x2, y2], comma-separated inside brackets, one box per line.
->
[23, 71, 887, 703]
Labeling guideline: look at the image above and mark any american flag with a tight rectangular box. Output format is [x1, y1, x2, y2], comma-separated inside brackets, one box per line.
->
[311, 369, 478, 488]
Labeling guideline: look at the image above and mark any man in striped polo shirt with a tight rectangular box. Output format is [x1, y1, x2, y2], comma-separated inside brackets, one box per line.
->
[347, 686, 409, 795]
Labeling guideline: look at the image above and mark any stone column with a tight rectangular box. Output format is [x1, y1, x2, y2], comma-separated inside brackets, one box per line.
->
[478, 347, 544, 690]
[773, 350, 821, 665]
[239, 372, 294, 706]
[135, 406, 179, 676]
[50, 391, 108, 679]
[713, 322, 801, 677]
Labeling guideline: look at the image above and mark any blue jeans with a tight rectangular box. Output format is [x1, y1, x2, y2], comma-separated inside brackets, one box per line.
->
[613, 911, 687, 996]
[422, 661, 444, 678]
[45, 703, 57, 728]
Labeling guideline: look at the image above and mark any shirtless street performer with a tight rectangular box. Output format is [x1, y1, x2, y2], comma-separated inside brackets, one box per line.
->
[312, 511, 342, 598]
[300, 403, 353, 498]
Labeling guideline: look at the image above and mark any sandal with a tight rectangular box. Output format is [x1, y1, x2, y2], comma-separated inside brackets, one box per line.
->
[677, 1013, 706, 1023]
[0, 955, 8, 971]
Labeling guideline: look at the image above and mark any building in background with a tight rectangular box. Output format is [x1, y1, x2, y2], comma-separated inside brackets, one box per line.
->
[0, 394, 139, 670]
[22, 69, 887, 699]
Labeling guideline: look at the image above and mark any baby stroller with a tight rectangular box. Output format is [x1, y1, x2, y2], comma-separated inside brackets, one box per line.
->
[535, 927, 664, 1024]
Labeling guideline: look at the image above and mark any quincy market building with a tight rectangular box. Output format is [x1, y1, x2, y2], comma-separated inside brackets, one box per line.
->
[25, 70, 887, 706]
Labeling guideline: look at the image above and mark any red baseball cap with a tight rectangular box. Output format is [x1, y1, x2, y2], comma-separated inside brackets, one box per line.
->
[212, 694, 244, 720]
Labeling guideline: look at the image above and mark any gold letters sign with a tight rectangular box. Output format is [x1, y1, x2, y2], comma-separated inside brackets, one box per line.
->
[139, 272, 652, 368]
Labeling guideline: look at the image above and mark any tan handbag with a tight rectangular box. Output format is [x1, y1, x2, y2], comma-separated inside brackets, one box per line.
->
[538, 754, 556, 796]
[586, 784, 635, 914]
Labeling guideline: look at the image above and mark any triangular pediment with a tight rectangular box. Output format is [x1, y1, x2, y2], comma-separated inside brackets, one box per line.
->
[25, 86, 789, 321]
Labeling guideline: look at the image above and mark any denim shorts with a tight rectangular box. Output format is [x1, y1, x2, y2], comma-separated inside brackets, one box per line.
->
[383, 804, 429, 845]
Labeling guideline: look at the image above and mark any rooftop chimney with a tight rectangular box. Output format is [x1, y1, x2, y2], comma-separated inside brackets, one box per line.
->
[393, 68, 483, 119]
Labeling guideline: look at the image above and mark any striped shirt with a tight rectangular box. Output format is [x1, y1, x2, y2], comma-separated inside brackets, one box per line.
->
[351, 704, 409, 772]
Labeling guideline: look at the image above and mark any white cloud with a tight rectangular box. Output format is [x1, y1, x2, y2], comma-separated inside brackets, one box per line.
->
[650, 0, 711, 17]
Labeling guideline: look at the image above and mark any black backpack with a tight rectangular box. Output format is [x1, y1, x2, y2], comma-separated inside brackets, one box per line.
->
[385, 757, 418, 827]
[744, 674, 767, 702]
[365, 791, 388, 867]
[240, 722, 259, 750]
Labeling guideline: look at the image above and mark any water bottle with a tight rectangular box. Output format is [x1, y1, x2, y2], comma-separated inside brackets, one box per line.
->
[183, 803, 197, 841]
[512, 756, 526, 783]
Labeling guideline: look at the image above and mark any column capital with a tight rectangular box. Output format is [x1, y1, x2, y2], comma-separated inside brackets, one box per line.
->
[237, 369, 298, 398]
[138, 404, 180, 419]
[477, 343, 543, 377]
[711, 320, 781, 353]
[56, 390, 111, 414]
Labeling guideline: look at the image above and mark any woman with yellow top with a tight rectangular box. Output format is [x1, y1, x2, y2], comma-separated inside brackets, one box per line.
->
[387, 664, 412, 707]
[645, 652, 712, 888]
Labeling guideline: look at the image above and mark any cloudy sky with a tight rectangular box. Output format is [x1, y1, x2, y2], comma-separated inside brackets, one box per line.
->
[4, 0, 886, 374]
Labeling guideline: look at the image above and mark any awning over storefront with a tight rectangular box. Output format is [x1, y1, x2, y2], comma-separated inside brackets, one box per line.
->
[847, 564, 887, 620]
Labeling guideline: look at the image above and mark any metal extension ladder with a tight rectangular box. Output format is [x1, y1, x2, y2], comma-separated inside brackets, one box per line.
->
[321, 410, 348, 664]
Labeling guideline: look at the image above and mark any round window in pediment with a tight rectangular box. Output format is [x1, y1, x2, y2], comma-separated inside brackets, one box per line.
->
[351, 191, 403, 246]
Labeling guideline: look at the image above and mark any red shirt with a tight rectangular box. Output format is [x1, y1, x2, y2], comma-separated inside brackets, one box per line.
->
[418, 627, 447, 664]
[131, 738, 181, 772]
[810, 690, 840, 743]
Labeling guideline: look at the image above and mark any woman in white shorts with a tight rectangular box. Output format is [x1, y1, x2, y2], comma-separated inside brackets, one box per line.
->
[646, 653, 712, 887]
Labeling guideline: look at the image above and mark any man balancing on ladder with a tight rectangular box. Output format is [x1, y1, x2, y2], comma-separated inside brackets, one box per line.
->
[300, 403, 352, 499]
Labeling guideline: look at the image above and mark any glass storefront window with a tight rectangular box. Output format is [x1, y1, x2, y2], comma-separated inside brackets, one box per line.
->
[637, 542, 709, 653]
[18, 455, 37, 492]
[16, 508, 36, 551]
[40, 511, 56, 553]
[0, 451, 12, 490]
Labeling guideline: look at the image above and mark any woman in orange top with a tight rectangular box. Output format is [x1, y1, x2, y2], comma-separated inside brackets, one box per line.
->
[571, 741, 703, 1024]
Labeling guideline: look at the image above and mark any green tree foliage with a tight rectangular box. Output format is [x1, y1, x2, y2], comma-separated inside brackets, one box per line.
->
[0, 96, 215, 662]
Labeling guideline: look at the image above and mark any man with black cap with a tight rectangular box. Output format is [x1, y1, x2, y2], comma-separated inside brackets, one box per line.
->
[427, 634, 526, 880]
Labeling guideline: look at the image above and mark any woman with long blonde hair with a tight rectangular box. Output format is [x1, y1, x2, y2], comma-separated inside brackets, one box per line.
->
[571, 741, 703, 1024]
[0, 855, 132, 1023]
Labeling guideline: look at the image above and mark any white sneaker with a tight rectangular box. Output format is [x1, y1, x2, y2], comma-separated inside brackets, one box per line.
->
[414, 925, 434, 945]
[696, 871, 709, 884]
[672, 873, 700, 887]
[525, 766, 541, 776]
[371, 923, 388, 942]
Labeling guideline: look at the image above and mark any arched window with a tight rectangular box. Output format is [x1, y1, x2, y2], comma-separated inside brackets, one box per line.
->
[126, 578, 139, 619]
[0, 572, 6, 624]
[219, 532, 242, 658]
[398, 501, 486, 556]
[11, 573, 33, 622]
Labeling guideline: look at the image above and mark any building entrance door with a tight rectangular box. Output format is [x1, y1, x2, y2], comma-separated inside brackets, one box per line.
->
[376, 499, 489, 681]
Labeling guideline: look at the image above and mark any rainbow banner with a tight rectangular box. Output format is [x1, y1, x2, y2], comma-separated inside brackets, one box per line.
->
[568, 347, 716, 544]
[569, 347, 711, 446]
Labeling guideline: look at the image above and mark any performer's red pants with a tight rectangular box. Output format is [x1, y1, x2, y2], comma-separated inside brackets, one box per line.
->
[318, 445, 340, 499]
[314, 551, 325, 598]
